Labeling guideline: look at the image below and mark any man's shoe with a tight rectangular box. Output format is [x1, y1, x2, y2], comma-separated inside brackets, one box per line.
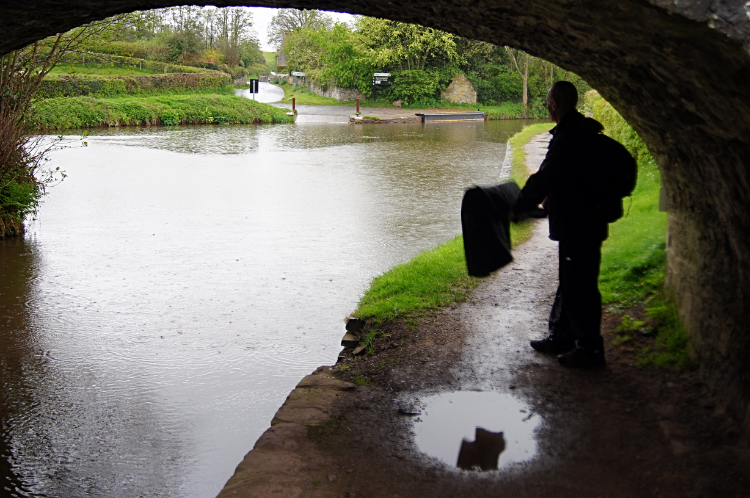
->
[530, 335, 575, 355]
[557, 346, 605, 368]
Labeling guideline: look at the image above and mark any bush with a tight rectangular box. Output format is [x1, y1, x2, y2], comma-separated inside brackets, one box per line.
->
[389, 70, 440, 105]
[584, 90, 652, 163]
[469, 71, 522, 105]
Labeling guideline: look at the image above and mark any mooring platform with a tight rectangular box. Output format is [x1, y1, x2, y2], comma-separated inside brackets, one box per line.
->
[415, 112, 485, 122]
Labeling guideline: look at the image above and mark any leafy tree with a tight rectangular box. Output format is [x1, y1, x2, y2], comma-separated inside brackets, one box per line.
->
[284, 23, 373, 94]
[354, 17, 459, 71]
[268, 9, 333, 49]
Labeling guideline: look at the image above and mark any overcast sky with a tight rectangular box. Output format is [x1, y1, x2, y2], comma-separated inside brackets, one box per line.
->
[248, 7, 355, 51]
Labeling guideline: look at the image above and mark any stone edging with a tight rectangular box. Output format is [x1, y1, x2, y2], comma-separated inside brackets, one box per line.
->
[217, 366, 356, 497]
[499, 141, 514, 180]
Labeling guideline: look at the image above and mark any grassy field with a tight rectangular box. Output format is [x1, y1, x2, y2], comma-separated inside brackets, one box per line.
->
[48, 62, 158, 76]
[30, 94, 293, 130]
[263, 52, 277, 73]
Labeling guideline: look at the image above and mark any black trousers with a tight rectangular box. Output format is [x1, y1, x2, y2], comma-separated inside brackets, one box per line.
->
[548, 239, 603, 350]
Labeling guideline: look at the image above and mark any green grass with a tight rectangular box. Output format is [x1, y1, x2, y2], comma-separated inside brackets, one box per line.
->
[278, 83, 348, 106]
[594, 159, 688, 370]
[640, 293, 692, 371]
[507, 122, 555, 184]
[599, 160, 667, 304]
[30, 93, 293, 130]
[48, 62, 158, 76]
[263, 52, 277, 73]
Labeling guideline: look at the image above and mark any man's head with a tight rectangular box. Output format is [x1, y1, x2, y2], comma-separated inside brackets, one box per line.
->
[546, 81, 578, 124]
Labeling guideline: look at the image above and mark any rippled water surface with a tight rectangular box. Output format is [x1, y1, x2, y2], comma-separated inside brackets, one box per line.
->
[0, 119, 540, 497]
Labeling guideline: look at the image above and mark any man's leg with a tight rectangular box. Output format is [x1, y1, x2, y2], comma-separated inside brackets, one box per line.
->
[530, 246, 576, 355]
[556, 239, 605, 367]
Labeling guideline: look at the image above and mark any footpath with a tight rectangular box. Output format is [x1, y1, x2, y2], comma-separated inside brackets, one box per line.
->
[217, 133, 748, 498]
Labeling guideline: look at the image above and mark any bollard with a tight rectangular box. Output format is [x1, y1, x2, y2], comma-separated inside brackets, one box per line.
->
[356, 98, 360, 114]
[292, 97, 296, 113]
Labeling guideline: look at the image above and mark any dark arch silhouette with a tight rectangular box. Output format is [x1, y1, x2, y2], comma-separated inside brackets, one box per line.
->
[3, 0, 750, 429]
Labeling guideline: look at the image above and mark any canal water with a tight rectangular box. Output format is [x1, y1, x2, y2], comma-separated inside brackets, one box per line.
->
[0, 119, 540, 497]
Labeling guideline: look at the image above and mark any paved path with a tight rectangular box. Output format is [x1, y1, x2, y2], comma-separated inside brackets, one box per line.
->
[456, 130, 556, 391]
[234, 82, 285, 104]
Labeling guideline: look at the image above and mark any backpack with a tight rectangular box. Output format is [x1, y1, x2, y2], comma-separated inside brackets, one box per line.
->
[592, 133, 637, 223]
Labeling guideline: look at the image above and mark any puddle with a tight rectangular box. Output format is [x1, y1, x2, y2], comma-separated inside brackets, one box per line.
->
[413, 391, 541, 471]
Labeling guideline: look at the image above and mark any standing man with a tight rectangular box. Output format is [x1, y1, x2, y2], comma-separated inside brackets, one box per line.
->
[512, 81, 608, 368]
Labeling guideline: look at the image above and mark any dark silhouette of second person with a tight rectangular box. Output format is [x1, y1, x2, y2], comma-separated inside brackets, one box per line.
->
[512, 81, 609, 368]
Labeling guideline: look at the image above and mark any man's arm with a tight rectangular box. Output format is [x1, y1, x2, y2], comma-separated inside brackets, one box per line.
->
[512, 139, 565, 215]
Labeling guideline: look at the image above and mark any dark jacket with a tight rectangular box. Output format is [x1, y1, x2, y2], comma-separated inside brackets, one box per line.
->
[514, 110, 609, 242]
[461, 182, 520, 277]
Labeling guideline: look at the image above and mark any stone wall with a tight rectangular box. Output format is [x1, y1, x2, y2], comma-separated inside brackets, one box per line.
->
[442, 74, 477, 104]
[305, 81, 366, 102]
[4, 0, 750, 433]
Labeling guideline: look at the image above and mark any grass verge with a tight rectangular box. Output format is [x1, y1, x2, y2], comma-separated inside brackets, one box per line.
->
[599, 160, 667, 304]
[507, 122, 555, 184]
[30, 93, 293, 130]
[277, 83, 346, 106]
[598, 159, 690, 370]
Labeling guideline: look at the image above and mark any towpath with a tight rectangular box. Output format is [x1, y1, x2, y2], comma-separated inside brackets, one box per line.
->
[218, 132, 747, 498]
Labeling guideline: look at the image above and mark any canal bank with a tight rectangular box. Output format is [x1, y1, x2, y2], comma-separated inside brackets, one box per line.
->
[217, 132, 748, 498]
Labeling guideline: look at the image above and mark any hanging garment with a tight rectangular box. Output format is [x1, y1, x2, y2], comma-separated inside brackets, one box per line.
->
[461, 182, 521, 277]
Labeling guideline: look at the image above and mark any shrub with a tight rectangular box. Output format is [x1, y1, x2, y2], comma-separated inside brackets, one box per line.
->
[389, 70, 440, 105]
[584, 90, 652, 163]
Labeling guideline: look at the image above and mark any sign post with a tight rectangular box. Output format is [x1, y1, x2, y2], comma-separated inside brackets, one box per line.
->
[249, 79, 259, 101]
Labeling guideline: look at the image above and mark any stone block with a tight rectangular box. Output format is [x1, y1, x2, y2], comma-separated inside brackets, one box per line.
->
[341, 333, 358, 348]
[442, 74, 477, 104]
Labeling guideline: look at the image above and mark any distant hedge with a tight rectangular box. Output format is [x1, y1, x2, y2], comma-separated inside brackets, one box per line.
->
[29, 94, 294, 130]
[38, 72, 233, 99]
[60, 51, 210, 75]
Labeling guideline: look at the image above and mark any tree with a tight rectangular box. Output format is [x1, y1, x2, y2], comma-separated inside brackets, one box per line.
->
[283, 23, 374, 94]
[0, 18, 127, 237]
[217, 7, 255, 67]
[268, 9, 333, 49]
[354, 17, 459, 71]
[504, 47, 529, 109]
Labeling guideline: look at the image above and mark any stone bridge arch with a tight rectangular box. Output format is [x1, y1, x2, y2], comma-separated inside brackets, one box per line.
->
[3, 0, 750, 431]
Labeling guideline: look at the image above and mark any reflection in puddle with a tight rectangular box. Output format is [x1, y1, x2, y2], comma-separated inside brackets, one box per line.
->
[413, 391, 540, 471]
